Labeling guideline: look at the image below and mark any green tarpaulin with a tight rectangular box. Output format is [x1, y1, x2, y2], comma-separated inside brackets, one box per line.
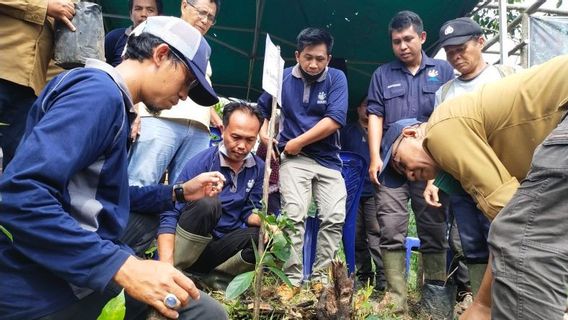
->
[101, 0, 479, 107]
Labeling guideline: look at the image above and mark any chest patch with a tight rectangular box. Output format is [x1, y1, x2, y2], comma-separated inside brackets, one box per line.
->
[317, 91, 327, 104]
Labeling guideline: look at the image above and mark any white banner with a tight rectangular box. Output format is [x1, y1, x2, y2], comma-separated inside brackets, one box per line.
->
[262, 34, 284, 105]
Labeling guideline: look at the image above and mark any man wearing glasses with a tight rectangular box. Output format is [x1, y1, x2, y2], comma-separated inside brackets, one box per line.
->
[377, 54, 568, 320]
[0, 17, 228, 320]
[123, 0, 223, 257]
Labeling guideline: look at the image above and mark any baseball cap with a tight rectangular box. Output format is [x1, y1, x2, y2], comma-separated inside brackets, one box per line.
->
[131, 16, 218, 106]
[438, 17, 483, 48]
[378, 118, 421, 188]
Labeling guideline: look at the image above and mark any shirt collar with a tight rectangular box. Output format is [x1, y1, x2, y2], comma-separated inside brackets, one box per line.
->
[291, 64, 328, 82]
[218, 143, 256, 169]
[84, 59, 135, 112]
[391, 51, 434, 72]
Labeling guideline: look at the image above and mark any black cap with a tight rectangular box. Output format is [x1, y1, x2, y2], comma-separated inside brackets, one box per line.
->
[438, 17, 483, 48]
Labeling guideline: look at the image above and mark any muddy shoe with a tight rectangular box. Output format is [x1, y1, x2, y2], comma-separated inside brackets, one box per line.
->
[276, 283, 300, 302]
[454, 291, 473, 317]
[374, 291, 407, 315]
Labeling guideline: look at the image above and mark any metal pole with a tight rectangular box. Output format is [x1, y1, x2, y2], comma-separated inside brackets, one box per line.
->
[499, 0, 508, 65]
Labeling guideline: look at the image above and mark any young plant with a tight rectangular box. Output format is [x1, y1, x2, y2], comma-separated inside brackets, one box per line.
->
[225, 210, 295, 300]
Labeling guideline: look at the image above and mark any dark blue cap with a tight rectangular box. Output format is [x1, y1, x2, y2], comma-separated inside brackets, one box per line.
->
[378, 118, 421, 187]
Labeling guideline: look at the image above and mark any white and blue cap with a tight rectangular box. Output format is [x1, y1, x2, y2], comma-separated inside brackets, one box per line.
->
[378, 118, 421, 188]
[131, 16, 218, 106]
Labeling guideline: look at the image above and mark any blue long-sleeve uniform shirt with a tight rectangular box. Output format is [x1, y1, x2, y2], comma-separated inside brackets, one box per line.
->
[367, 52, 453, 133]
[257, 65, 348, 172]
[159, 145, 265, 239]
[0, 59, 172, 319]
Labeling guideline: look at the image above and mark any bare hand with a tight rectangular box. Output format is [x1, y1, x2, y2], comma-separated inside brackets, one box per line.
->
[114, 256, 200, 319]
[459, 300, 491, 320]
[182, 171, 226, 201]
[423, 180, 441, 207]
[368, 156, 383, 185]
[283, 138, 302, 156]
[47, 0, 76, 31]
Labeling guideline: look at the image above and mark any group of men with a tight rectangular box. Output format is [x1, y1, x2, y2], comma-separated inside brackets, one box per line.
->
[1, 0, 568, 319]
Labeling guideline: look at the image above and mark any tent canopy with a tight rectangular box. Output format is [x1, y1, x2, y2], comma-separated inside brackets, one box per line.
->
[101, 0, 479, 107]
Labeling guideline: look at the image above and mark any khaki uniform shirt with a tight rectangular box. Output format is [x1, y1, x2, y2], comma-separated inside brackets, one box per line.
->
[0, 0, 54, 96]
[424, 55, 568, 219]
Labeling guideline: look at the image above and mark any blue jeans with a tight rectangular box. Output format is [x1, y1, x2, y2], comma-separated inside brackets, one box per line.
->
[450, 193, 491, 264]
[489, 117, 568, 319]
[128, 117, 210, 186]
[0, 79, 36, 169]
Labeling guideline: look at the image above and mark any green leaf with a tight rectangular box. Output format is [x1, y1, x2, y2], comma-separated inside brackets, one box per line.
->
[267, 267, 292, 287]
[272, 245, 291, 262]
[225, 271, 254, 300]
[264, 214, 277, 225]
[262, 253, 277, 268]
[0, 225, 13, 242]
[97, 290, 125, 320]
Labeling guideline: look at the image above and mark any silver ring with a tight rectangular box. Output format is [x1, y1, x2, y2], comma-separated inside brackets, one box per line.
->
[163, 293, 180, 309]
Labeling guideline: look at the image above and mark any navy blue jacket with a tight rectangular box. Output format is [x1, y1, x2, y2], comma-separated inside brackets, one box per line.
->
[0, 60, 171, 319]
[340, 122, 374, 197]
[104, 27, 129, 67]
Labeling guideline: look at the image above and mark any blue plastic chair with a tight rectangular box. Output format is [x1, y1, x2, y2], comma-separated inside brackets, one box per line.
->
[209, 127, 222, 147]
[302, 151, 367, 280]
[405, 236, 421, 279]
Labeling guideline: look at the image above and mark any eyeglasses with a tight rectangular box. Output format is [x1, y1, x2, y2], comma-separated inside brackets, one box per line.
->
[186, 0, 216, 25]
[168, 46, 198, 91]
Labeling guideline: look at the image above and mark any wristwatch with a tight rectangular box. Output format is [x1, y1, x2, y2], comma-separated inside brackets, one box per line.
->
[173, 183, 185, 202]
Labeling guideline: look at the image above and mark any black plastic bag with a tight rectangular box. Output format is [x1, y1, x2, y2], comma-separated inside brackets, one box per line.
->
[54, 1, 105, 69]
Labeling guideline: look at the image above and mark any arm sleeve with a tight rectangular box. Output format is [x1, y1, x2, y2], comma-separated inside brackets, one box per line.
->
[129, 184, 173, 213]
[324, 71, 348, 127]
[0, 0, 48, 25]
[257, 92, 273, 120]
[0, 76, 130, 292]
[425, 118, 519, 220]
[157, 157, 203, 235]
[367, 68, 385, 117]
[241, 161, 265, 223]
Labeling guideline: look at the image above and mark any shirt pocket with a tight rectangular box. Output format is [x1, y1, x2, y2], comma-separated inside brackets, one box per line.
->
[420, 84, 440, 119]
[383, 84, 406, 124]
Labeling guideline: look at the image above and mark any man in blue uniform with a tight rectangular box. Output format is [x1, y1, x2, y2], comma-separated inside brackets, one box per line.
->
[156, 102, 264, 278]
[0, 17, 227, 320]
[340, 97, 386, 292]
[258, 27, 348, 301]
[366, 10, 454, 314]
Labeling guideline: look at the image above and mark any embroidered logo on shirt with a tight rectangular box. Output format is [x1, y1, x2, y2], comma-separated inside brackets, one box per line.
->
[317, 91, 327, 104]
[444, 25, 454, 35]
[246, 179, 255, 192]
[427, 69, 440, 82]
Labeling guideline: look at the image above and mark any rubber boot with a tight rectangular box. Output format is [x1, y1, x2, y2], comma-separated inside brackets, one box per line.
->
[376, 250, 407, 314]
[214, 250, 255, 276]
[421, 252, 455, 320]
[174, 225, 212, 270]
[467, 263, 487, 296]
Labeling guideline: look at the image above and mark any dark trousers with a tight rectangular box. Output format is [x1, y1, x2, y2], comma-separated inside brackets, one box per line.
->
[0, 79, 36, 168]
[120, 210, 160, 257]
[375, 180, 448, 253]
[450, 193, 491, 264]
[177, 197, 259, 273]
[354, 195, 385, 284]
